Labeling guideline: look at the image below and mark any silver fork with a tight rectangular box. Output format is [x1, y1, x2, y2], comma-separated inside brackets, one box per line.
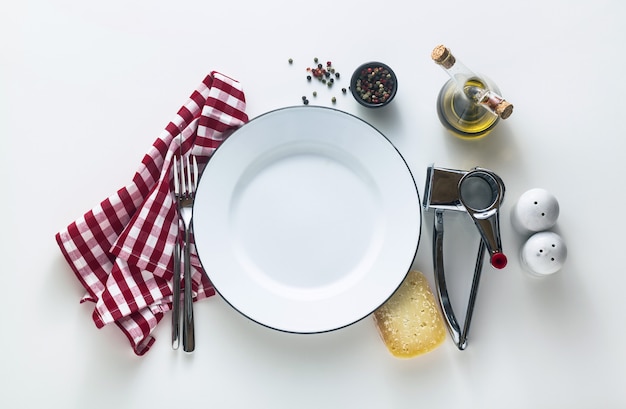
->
[171, 158, 182, 350]
[175, 154, 198, 353]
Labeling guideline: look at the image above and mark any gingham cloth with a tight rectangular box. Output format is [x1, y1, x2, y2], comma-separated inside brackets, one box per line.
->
[55, 72, 248, 355]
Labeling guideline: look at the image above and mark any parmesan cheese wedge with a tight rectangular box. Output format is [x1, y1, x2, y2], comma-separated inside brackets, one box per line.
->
[373, 270, 446, 358]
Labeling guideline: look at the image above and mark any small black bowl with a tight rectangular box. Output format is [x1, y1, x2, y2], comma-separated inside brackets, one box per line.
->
[350, 62, 398, 108]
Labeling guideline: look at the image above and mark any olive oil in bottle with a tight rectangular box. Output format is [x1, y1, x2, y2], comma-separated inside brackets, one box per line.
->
[432, 45, 513, 139]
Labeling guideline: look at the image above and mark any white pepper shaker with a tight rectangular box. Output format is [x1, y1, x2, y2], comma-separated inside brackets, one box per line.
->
[520, 231, 567, 277]
[511, 188, 560, 235]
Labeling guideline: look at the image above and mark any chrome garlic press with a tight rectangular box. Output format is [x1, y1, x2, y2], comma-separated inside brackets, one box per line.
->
[423, 164, 507, 350]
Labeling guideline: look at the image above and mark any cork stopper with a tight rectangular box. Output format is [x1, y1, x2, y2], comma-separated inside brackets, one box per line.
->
[432, 45, 455, 69]
[496, 101, 514, 119]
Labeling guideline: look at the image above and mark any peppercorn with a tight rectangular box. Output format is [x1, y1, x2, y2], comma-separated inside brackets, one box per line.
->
[296, 57, 348, 106]
[352, 64, 396, 105]
[288, 58, 293, 64]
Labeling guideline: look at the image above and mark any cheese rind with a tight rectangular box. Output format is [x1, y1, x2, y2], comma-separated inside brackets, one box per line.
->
[373, 270, 446, 358]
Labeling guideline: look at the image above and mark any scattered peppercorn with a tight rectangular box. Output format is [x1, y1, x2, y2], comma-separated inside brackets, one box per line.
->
[342, 87, 347, 93]
[295, 57, 348, 105]
[288, 58, 293, 64]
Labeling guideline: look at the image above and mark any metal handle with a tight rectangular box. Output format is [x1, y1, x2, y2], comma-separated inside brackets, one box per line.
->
[433, 210, 464, 349]
[433, 209, 487, 350]
[182, 228, 195, 353]
[459, 240, 485, 348]
[171, 240, 181, 350]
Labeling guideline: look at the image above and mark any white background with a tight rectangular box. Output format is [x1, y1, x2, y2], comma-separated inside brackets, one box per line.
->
[2, 0, 625, 408]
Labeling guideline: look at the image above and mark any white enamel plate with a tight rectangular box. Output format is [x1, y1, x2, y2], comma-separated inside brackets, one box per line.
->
[193, 106, 421, 333]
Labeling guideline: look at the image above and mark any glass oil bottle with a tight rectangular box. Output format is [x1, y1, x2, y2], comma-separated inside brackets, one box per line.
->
[432, 45, 513, 139]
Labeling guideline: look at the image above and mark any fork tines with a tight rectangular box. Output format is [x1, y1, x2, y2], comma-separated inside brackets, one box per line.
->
[178, 155, 198, 198]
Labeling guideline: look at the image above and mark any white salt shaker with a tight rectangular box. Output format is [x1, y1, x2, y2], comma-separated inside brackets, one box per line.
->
[511, 188, 560, 235]
[520, 231, 567, 277]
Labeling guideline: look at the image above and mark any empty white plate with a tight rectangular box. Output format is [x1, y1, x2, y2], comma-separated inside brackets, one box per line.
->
[193, 106, 421, 333]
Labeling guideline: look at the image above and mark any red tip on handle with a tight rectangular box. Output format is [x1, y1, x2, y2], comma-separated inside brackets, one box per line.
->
[491, 252, 508, 269]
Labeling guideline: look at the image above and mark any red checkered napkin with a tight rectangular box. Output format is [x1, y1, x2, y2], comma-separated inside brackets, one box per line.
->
[56, 72, 248, 355]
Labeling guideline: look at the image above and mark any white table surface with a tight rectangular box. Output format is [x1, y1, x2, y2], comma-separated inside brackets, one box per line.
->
[3, 1, 626, 408]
